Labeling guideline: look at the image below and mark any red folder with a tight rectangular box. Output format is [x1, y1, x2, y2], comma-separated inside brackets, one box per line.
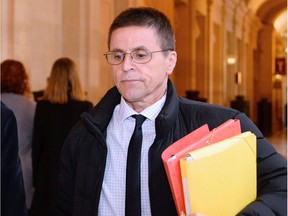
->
[161, 119, 241, 215]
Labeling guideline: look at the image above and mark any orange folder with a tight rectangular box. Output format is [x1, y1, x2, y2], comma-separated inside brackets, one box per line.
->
[161, 119, 241, 215]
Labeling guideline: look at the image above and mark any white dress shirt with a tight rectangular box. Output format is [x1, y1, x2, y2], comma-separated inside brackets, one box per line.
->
[98, 94, 166, 216]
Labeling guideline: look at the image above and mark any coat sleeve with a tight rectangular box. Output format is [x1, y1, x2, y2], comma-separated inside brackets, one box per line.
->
[56, 128, 78, 216]
[235, 112, 287, 216]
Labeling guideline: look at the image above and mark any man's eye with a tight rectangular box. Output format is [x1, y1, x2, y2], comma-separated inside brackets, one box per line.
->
[113, 52, 124, 60]
[133, 50, 149, 59]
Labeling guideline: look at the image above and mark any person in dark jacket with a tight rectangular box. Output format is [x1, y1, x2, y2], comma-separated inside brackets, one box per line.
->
[1, 102, 28, 216]
[30, 57, 93, 216]
[57, 7, 287, 216]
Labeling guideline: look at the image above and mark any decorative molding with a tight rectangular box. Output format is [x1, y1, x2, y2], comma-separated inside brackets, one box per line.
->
[210, 0, 224, 26]
[234, 1, 248, 39]
[225, 0, 238, 32]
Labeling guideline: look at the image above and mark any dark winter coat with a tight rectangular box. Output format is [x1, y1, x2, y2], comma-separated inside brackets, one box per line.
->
[57, 80, 287, 216]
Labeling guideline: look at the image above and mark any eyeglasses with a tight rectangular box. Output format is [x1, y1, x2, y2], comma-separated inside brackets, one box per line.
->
[103, 49, 171, 65]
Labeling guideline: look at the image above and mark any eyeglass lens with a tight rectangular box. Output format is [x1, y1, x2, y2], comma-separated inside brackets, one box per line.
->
[106, 49, 152, 65]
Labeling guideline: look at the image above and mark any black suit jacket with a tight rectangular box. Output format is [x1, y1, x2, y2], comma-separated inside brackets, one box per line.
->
[31, 99, 93, 216]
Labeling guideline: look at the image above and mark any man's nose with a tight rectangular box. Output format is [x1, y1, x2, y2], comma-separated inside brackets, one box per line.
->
[121, 53, 135, 71]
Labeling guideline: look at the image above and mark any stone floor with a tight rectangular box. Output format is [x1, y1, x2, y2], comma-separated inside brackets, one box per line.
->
[266, 128, 287, 159]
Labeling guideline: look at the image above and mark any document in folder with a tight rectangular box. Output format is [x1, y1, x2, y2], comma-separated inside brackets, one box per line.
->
[180, 131, 257, 216]
[161, 119, 241, 215]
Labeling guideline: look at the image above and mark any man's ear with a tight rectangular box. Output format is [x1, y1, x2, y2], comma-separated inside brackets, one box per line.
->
[167, 51, 177, 74]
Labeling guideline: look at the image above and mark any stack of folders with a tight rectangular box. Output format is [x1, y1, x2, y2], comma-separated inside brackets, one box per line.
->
[161, 119, 257, 216]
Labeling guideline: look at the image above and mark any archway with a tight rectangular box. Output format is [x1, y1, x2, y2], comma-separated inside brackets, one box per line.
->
[254, 0, 287, 133]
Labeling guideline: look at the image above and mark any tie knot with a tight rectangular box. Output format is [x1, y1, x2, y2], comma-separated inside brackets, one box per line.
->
[132, 114, 146, 127]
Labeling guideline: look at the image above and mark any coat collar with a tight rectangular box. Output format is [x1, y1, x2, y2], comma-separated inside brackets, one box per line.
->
[81, 79, 179, 137]
[155, 79, 179, 138]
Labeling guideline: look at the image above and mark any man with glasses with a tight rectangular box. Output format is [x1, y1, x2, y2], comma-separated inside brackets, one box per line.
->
[57, 7, 287, 216]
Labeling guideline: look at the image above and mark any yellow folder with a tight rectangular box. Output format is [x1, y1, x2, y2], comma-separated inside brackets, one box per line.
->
[180, 131, 257, 216]
[161, 119, 241, 215]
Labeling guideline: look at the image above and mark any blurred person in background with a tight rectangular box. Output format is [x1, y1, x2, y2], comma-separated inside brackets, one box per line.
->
[30, 57, 93, 216]
[1, 59, 36, 213]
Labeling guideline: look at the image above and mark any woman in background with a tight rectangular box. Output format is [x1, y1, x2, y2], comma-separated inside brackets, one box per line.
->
[1, 59, 36, 212]
[30, 57, 93, 216]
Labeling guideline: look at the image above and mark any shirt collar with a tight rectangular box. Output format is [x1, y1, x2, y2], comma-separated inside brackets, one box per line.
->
[118, 94, 167, 123]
